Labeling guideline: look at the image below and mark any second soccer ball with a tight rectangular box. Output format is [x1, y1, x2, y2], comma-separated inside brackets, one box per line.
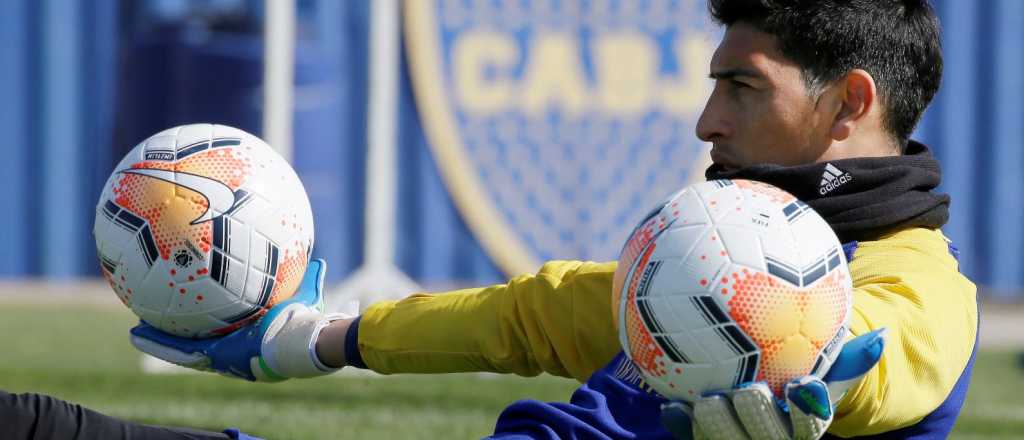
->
[614, 179, 852, 401]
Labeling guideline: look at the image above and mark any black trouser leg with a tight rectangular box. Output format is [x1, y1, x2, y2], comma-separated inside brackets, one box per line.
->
[0, 391, 231, 440]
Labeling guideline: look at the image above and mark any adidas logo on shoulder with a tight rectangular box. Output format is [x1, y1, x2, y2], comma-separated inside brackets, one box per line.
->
[819, 163, 852, 195]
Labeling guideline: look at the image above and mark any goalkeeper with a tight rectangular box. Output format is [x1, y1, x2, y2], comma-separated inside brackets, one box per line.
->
[136, 1, 977, 439]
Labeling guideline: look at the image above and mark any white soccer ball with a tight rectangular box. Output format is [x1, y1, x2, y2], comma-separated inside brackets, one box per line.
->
[94, 123, 314, 338]
[613, 179, 852, 401]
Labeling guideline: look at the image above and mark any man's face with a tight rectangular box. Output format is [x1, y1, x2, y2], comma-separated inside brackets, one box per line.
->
[697, 22, 834, 170]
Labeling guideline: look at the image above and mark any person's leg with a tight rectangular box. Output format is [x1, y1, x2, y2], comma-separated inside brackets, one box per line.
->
[0, 390, 233, 440]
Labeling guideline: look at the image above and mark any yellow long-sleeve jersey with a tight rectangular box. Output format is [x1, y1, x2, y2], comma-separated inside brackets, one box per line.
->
[355, 227, 977, 436]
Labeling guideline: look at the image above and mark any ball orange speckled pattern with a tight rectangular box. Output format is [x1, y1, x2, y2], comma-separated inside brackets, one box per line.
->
[94, 124, 314, 338]
[616, 179, 852, 401]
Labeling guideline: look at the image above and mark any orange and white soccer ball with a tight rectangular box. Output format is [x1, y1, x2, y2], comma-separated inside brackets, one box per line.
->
[613, 179, 852, 401]
[94, 124, 314, 338]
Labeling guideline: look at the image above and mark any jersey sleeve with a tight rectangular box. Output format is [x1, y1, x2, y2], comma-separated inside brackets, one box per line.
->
[829, 228, 978, 436]
[355, 260, 621, 382]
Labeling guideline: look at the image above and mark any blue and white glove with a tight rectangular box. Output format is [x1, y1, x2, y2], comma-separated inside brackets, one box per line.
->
[660, 328, 887, 440]
[130, 259, 356, 382]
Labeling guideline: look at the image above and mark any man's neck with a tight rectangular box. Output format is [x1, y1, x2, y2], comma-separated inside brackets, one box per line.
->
[816, 134, 901, 163]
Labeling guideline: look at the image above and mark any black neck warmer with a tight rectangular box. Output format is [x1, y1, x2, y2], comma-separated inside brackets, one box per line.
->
[705, 141, 950, 243]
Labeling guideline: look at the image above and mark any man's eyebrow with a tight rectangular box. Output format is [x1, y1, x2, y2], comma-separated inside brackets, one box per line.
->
[708, 68, 763, 80]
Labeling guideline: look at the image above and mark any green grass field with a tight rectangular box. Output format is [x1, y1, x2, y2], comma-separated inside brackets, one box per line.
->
[1, 302, 1021, 439]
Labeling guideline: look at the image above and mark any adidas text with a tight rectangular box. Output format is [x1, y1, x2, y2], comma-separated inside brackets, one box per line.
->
[819, 163, 853, 195]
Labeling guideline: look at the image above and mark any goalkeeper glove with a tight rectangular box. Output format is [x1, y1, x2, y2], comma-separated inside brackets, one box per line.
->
[660, 328, 887, 440]
[129, 259, 354, 381]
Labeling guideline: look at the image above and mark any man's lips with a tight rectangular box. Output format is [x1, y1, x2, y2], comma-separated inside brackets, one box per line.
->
[710, 148, 740, 171]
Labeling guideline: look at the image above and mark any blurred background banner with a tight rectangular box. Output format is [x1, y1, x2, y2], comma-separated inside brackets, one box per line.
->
[404, 0, 715, 276]
[0, 0, 119, 277]
[0, 0, 1022, 299]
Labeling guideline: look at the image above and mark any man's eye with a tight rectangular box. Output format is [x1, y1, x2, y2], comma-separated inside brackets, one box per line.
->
[732, 80, 750, 89]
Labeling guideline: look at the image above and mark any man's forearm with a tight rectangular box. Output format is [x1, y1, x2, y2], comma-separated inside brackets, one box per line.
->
[315, 317, 356, 368]
[313, 261, 620, 380]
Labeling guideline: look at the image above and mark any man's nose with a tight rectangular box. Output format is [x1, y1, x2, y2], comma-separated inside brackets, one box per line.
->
[696, 93, 729, 142]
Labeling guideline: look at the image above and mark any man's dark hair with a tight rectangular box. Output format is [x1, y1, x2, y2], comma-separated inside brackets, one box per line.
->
[708, 0, 943, 149]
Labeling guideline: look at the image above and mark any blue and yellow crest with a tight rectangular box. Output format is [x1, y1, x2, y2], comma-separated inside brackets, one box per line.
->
[405, 0, 718, 275]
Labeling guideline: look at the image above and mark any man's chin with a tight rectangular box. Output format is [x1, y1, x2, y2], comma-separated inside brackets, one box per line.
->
[709, 161, 741, 173]
[705, 162, 738, 180]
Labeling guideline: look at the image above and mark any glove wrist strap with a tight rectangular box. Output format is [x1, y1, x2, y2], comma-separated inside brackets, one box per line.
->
[308, 313, 350, 372]
[261, 305, 343, 378]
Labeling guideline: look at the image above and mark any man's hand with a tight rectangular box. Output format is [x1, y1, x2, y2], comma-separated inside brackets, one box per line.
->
[660, 328, 887, 440]
[129, 259, 355, 381]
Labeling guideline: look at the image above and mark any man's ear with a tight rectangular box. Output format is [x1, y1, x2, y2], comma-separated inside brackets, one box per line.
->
[830, 69, 877, 142]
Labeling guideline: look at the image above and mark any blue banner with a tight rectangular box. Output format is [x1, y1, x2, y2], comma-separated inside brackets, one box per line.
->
[405, 0, 717, 274]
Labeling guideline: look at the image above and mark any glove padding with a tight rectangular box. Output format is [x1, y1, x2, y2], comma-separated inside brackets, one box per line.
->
[661, 328, 887, 440]
[130, 259, 355, 381]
